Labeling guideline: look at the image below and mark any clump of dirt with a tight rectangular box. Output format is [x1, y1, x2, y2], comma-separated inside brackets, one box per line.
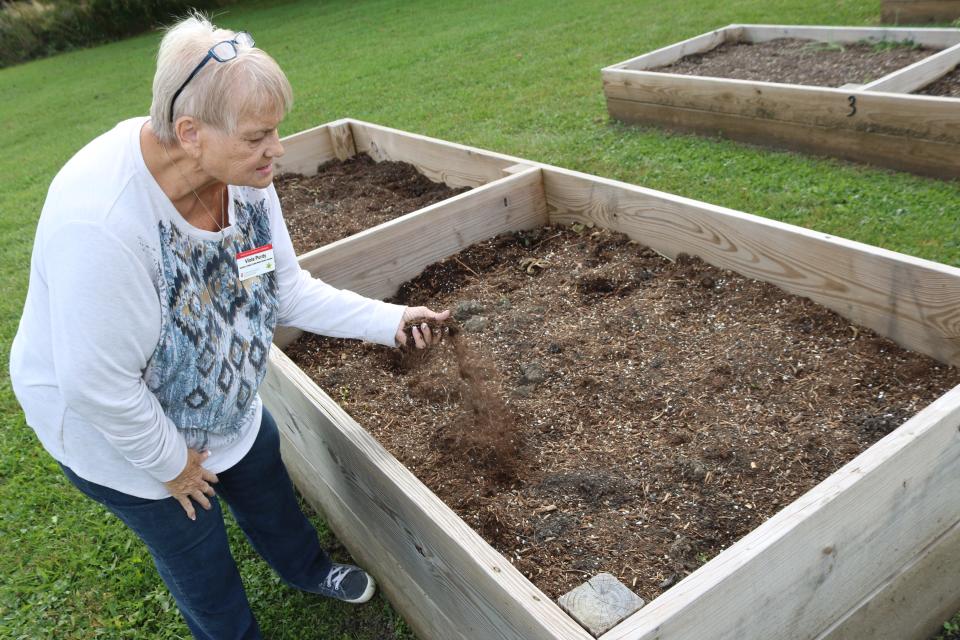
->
[656, 38, 935, 87]
[275, 154, 470, 255]
[396, 323, 522, 482]
[284, 224, 960, 602]
[915, 65, 960, 97]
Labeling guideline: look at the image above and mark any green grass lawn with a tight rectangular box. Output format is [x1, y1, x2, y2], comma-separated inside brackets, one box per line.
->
[2, 0, 959, 637]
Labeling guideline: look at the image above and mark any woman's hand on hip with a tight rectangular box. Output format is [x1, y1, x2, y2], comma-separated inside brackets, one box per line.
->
[395, 306, 451, 349]
[164, 449, 219, 520]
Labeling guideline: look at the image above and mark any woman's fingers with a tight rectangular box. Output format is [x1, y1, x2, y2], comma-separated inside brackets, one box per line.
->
[176, 495, 197, 521]
[191, 489, 212, 511]
[411, 326, 426, 349]
[421, 323, 434, 344]
[402, 306, 451, 324]
[201, 468, 219, 484]
[397, 306, 452, 349]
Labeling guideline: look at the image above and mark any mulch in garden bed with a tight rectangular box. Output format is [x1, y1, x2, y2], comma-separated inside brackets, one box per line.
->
[284, 224, 960, 603]
[915, 65, 960, 97]
[656, 38, 935, 87]
[275, 154, 470, 255]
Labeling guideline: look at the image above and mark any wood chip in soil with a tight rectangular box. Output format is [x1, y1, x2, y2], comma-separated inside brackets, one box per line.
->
[283, 225, 960, 603]
[655, 38, 935, 87]
[275, 154, 470, 255]
[915, 65, 960, 97]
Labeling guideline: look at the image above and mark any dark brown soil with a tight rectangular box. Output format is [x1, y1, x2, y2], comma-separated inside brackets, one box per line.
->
[275, 154, 470, 255]
[915, 65, 960, 97]
[284, 225, 960, 604]
[656, 38, 935, 87]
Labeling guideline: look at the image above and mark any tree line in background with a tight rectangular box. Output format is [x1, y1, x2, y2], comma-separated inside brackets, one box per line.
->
[0, 0, 236, 68]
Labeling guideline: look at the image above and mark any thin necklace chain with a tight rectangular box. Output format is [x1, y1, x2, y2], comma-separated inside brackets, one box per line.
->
[160, 141, 227, 241]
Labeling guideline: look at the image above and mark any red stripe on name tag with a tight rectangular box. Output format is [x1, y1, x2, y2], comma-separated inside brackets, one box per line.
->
[236, 244, 273, 259]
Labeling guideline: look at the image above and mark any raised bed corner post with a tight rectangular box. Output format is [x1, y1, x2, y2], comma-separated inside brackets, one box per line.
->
[327, 119, 357, 161]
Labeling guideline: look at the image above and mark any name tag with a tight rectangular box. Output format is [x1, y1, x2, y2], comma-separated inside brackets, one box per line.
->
[236, 244, 275, 281]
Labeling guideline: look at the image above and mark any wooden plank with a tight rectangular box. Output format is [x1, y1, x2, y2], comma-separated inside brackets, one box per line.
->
[863, 42, 960, 93]
[600, 385, 960, 640]
[740, 24, 960, 49]
[272, 325, 301, 350]
[606, 26, 740, 72]
[350, 119, 526, 189]
[819, 516, 960, 640]
[263, 350, 593, 640]
[328, 119, 357, 161]
[277, 429, 458, 640]
[502, 162, 534, 175]
[541, 164, 960, 364]
[602, 68, 960, 143]
[883, 0, 960, 24]
[296, 166, 547, 300]
[276, 120, 340, 176]
[604, 96, 960, 180]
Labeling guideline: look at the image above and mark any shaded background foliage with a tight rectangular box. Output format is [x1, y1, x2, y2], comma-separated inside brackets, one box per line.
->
[0, 0, 236, 68]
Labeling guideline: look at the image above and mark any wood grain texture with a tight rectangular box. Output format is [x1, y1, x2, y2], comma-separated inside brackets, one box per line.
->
[601, 386, 960, 640]
[273, 167, 548, 348]
[882, 0, 960, 23]
[350, 120, 526, 188]
[502, 162, 534, 175]
[602, 68, 960, 143]
[863, 42, 960, 93]
[607, 26, 740, 72]
[819, 517, 960, 640]
[542, 165, 960, 364]
[604, 95, 960, 179]
[328, 120, 357, 161]
[263, 350, 592, 640]
[275, 120, 341, 176]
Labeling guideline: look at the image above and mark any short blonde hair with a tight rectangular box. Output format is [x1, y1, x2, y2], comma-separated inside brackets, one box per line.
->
[150, 13, 293, 144]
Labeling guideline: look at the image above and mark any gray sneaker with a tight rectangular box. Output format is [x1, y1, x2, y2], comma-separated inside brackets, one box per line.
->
[316, 563, 376, 604]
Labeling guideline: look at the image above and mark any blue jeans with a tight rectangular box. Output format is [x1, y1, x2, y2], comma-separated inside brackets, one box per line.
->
[60, 408, 333, 640]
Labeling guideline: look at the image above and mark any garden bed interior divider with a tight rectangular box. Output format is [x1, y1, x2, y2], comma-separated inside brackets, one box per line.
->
[263, 118, 960, 640]
[601, 24, 960, 179]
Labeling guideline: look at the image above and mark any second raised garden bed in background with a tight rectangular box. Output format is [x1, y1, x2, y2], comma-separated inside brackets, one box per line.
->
[601, 24, 960, 179]
[264, 119, 960, 640]
[882, 0, 960, 24]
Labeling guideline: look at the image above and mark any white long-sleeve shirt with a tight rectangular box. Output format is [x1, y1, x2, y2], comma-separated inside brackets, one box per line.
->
[10, 117, 405, 498]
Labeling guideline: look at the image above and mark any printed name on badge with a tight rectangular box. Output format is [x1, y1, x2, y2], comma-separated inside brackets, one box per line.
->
[236, 244, 275, 281]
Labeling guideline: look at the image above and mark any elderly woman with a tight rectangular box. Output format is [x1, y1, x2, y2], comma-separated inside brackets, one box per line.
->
[9, 13, 447, 639]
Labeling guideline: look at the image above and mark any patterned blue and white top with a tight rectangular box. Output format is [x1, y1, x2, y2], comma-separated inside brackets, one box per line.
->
[146, 197, 279, 453]
[10, 117, 405, 498]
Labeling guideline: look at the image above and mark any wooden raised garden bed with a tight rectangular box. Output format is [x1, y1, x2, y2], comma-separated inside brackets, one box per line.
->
[883, 0, 960, 24]
[263, 118, 960, 640]
[601, 24, 960, 179]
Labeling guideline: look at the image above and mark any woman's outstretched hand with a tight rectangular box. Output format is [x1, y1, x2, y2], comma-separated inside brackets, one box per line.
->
[395, 306, 451, 349]
[164, 449, 219, 520]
